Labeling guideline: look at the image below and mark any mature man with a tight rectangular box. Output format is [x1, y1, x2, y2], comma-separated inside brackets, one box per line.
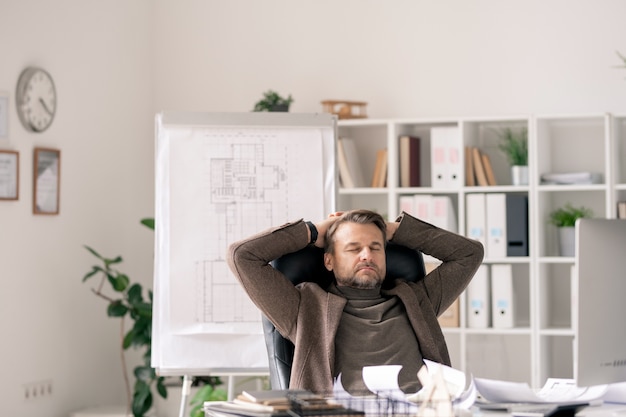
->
[227, 210, 483, 394]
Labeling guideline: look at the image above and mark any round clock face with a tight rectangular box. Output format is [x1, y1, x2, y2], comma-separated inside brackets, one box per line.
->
[16, 67, 57, 133]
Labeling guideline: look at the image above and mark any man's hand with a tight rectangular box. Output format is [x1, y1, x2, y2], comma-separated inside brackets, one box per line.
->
[311, 211, 399, 248]
[313, 211, 343, 248]
[386, 220, 399, 241]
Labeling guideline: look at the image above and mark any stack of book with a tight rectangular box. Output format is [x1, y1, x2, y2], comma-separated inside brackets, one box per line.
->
[465, 146, 496, 187]
[371, 148, 388, 188]
[618, 201, 626, 219]
[399, 135, 421, 187]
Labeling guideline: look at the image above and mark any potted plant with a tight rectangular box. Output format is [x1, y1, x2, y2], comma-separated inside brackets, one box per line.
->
[253, 90, 293, 112]
[548, 203, 593, 256]
[82, 218, 225, 417]
[498, 127, 528, 185]
[157, 376, 226, 417]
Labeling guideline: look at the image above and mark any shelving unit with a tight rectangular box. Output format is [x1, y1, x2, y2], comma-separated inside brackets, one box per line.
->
[336, 113, 626, 388]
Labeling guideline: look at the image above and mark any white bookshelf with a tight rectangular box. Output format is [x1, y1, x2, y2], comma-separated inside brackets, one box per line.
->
[336, 113, 626, 388]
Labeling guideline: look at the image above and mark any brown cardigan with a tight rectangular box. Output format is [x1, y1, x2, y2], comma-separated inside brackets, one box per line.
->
[226, 212, 484, 393]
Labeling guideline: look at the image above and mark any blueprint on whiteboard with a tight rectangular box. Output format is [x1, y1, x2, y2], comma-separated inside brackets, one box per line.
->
[166, 126, 329, 335]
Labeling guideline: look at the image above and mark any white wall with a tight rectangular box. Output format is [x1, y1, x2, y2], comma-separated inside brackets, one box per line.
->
[153, 0, 626, 117]
[0, 1, 154, 416]
[1, 0, 626, 416]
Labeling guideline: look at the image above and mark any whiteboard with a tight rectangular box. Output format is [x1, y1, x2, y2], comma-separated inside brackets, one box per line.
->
[152, 112, 337, 375]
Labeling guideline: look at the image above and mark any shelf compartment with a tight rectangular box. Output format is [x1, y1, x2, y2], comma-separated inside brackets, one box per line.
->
[538, 335, 574, 383]
[466, 334, 532, 384]
[338, 123, 389, 189]
[462, 118, 530, 187]
[535, 115, 608, 186]
[538, 263, 574, 330]
[536, 189, 606, 257]
[613, 115, 626, 185]
[393, 120, 459, 188]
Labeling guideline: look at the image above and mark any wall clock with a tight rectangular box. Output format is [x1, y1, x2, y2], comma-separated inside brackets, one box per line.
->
[16, 67, 57, 133]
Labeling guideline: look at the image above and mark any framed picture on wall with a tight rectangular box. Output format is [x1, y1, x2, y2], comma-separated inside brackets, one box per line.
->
[0, 92, 8, 138]
[33, 147, 60, 215]
[0, 150, 19, 200]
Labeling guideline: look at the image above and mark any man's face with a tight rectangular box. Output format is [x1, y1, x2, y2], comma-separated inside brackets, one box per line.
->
[324, 222, 386, 289]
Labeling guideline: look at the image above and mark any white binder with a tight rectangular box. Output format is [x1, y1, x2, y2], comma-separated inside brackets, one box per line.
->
[413, 194, 433, 224]
[431, 195, 458, 233]
[467, 264, 490, 328]
[466, 193, 486, 247]
[430, 126, 462, 189]
[399, 195, 415, 216]
[486, 193, 507, 258]
[491, 264, 515, 328]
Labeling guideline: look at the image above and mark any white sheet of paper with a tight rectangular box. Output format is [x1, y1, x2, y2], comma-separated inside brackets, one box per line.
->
[474, 377, 608, 403]
[362, 365, 403, 394]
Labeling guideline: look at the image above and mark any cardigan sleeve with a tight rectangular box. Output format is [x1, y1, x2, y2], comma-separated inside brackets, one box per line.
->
[226, 219, 310, 337]
[390, 212, 484, 315]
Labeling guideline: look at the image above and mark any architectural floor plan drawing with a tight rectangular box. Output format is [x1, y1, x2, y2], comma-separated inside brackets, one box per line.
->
[167, 127, 327, 333]
[197, 140, 289, 323]
[152, 112, 335, 371]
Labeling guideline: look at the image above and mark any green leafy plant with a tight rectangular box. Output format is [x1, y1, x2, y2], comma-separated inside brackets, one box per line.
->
[548, 203, 593, 227]
[498, 127, 528, 166]
[82, 218, 164, 417]
[189, 383, 228, 417]
[253, 90, 294, 112]
[82, 219, 224, 417]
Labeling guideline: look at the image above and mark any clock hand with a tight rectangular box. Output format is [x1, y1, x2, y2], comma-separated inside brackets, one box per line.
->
[39, 98, 53, 116]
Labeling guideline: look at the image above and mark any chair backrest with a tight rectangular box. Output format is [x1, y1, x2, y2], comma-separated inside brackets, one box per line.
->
[262, 242, 427, 389]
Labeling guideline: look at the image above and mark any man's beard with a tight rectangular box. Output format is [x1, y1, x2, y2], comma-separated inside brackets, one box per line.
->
[335, 263, 384, 289]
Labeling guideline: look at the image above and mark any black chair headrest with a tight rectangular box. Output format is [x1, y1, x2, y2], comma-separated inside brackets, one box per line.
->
[271, 242, 426, 289]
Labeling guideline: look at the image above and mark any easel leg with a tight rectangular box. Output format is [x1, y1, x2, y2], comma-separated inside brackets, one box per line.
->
[178, 375, 192, 417]
[227, 375, 235, 401]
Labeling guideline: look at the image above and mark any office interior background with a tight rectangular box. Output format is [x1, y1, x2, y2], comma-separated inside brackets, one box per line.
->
[1, 0, 626, 415]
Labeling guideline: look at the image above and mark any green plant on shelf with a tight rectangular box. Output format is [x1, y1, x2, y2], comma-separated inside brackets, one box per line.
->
[497, 126, 528, 166]
[253, 90, 294, 112]
[548, 203, 593, 227]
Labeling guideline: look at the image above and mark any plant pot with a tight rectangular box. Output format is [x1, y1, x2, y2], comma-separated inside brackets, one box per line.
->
[511, 165, 529, 186]
[558, 226, 576, 257]
[269, 104, 289, 112]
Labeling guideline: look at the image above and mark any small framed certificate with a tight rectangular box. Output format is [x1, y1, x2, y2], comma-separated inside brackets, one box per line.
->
[0, 150, 19, 200]
[33, 147, 61, 214]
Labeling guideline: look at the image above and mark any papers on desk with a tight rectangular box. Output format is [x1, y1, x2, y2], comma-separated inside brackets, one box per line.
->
[474, 377, 608, 404]
[331, 360, 477, 415]
[603, 382, 626, 404]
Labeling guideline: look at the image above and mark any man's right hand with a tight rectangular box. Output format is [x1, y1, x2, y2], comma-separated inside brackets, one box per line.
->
[313, 212, 344, 248]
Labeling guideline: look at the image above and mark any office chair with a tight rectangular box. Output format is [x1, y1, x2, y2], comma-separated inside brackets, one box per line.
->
[263, 242, 427, 389]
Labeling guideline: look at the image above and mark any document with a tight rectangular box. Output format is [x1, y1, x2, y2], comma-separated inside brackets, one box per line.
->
[486, 193, 507, 258]
[473, 377, 608, 404]
[467, 264, 490, 328]
[430, 126, 462, 189]
[431, 195, 458, 233]
[491, 264, 515, 328]
[466, 193, 486, 247]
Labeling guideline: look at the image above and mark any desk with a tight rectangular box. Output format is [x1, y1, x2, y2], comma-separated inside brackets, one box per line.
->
[474, 403, 626, 416]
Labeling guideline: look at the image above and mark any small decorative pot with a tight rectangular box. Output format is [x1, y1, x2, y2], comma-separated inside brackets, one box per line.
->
[269, 104, 289, 112]
[558, 226, 576, 257]
[511, 165, 529, 186]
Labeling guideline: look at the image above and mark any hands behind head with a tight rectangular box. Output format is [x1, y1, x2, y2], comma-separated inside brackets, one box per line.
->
[313, 212, 344, 248]
[313, 211, 398, 248]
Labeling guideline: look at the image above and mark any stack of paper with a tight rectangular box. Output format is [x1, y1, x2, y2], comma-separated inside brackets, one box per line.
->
[540, 172, 602, 185]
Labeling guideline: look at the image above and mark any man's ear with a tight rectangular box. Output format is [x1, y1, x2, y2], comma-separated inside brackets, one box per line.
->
[323, 252, 333, 271]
